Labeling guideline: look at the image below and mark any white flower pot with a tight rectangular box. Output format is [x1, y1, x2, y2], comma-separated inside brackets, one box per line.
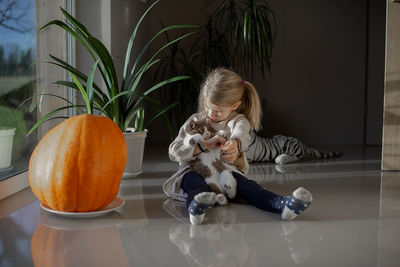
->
[123, 129, 147, 179]
[0, 127, 16, 170]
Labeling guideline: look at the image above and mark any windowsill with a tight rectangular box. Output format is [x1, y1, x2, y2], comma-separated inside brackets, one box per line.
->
[0, 168, 26, 182]
[0, 187, 35, 219]
[0, 171, 30, 201]
[0, 171, 34, 219]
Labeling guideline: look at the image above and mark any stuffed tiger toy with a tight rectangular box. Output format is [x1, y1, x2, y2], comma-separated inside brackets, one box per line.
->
[245, 131, 342, 164]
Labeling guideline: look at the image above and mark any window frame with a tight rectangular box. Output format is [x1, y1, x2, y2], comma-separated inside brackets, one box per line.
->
[0, 0, 74, 201]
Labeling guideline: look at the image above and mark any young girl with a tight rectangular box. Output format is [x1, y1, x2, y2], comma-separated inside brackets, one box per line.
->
[163, 68, 313, 225]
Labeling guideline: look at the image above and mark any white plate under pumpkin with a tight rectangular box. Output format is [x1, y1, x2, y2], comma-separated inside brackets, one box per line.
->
[40, 197, 125, 218]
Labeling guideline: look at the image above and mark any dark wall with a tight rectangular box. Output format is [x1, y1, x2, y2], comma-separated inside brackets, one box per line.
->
[76, 0, 386, 148]
[366, 0, 386, 146]
[253, 0, 375, 146]
[147, 0, 386, 147]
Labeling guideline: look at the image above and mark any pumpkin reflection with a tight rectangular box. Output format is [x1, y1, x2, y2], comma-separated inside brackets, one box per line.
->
[31, 223, 129, 267]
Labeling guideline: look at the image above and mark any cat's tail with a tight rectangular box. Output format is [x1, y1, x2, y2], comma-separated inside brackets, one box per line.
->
[305, 147, 343, 159]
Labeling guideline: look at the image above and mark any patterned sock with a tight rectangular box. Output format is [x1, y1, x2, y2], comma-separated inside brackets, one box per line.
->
[280, 187, 312, 220]
[188, 192, 216, 225]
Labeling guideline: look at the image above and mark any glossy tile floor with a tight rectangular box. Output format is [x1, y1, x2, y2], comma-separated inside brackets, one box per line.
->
[1, 146, 400, 267]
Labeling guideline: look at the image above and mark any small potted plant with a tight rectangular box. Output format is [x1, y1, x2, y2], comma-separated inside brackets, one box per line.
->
[28, 0, 197, 178]
[0, 126, 16, 171]
[0, 105, 26, 171]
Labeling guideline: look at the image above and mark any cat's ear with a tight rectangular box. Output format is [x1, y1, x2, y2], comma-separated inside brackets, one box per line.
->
[186, 120, 196, 133]
[189, 120, 196, 129]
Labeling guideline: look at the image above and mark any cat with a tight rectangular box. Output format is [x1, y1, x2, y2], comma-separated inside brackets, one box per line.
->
[246, 131, 343, 164]
[185, 118, 240, 205]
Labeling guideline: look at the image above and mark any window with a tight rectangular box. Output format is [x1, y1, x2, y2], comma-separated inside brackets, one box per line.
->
[0, 0, 37, 181]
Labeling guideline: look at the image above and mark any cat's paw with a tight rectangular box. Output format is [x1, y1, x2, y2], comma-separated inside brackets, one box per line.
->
[275, 154, 299, 165]
[191, 133, 204, 144]
[224, 180, 237, 199]
[216, 193, 228, 205]
[220, 170, 237, 199]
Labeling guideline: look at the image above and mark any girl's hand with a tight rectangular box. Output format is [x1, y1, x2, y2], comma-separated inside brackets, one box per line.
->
[220, 139, 239, 163]
[202, 135, 226, 149]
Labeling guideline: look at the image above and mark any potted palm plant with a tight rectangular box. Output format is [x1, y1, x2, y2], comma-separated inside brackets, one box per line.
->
[27, 0, 197, 178]
[207, 0, 276, 76]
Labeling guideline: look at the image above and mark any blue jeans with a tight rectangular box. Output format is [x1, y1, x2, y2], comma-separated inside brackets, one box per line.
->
[182, 171, 283, 213]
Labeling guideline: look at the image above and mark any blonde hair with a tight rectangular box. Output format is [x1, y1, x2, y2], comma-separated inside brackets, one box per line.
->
[198, 68, 262, 131]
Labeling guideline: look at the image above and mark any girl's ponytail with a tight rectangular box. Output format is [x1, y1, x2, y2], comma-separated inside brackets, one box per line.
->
[239, 81, 262, 131]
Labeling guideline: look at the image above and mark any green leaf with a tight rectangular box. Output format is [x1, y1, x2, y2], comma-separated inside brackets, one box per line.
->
[48, 55, 104, 95]
[134, 108, 141, 130]
[40, 20, 95, 60]
[68, 71, 91, 114]
[48, 57, 112, 114]
[59, 7, 91, 38]
[143, 75, 191, 99]
[88, 36, 118, 91]
[99, 91, 131, 114]
[26, 105, 76, 137]
[128, 24, 198, 87]
[25, 93, 84, 115]
[52, 81, 107, 109]
[87, 59, 99, 113]
[139, 108, 144, 132]
[126, 32, 195, 101]
[151, 105, 175, 141]
[123, 107, 141, 131]
[126, 59, 161, 101]
[56, 8, 115, 95]
[123, 0, 160, 81]
[41, 17, 112, 88]
[125, 74, 187, 116]
[143, 102, 178, 130]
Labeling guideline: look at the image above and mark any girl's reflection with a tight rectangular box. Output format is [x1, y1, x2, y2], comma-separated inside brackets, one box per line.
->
[165, 199, 311, 266]
[169, 208, 251, 267]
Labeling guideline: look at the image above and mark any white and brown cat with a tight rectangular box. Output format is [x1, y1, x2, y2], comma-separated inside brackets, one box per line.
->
[186, 118, 244, 205]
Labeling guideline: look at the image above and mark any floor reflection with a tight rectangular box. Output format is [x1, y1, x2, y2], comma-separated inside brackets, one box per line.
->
[247, 158, 381, 184]
[377, 172, 400, 267]
[0, 201, 39, 267]
[0, 217, 33, 267]
[2, 146, 397, 267]
[31, 213, 129, 267]
[165, 200, 312, 266]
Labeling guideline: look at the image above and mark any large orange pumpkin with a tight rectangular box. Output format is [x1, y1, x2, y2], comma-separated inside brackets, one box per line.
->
[28, 114, 127, 212]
